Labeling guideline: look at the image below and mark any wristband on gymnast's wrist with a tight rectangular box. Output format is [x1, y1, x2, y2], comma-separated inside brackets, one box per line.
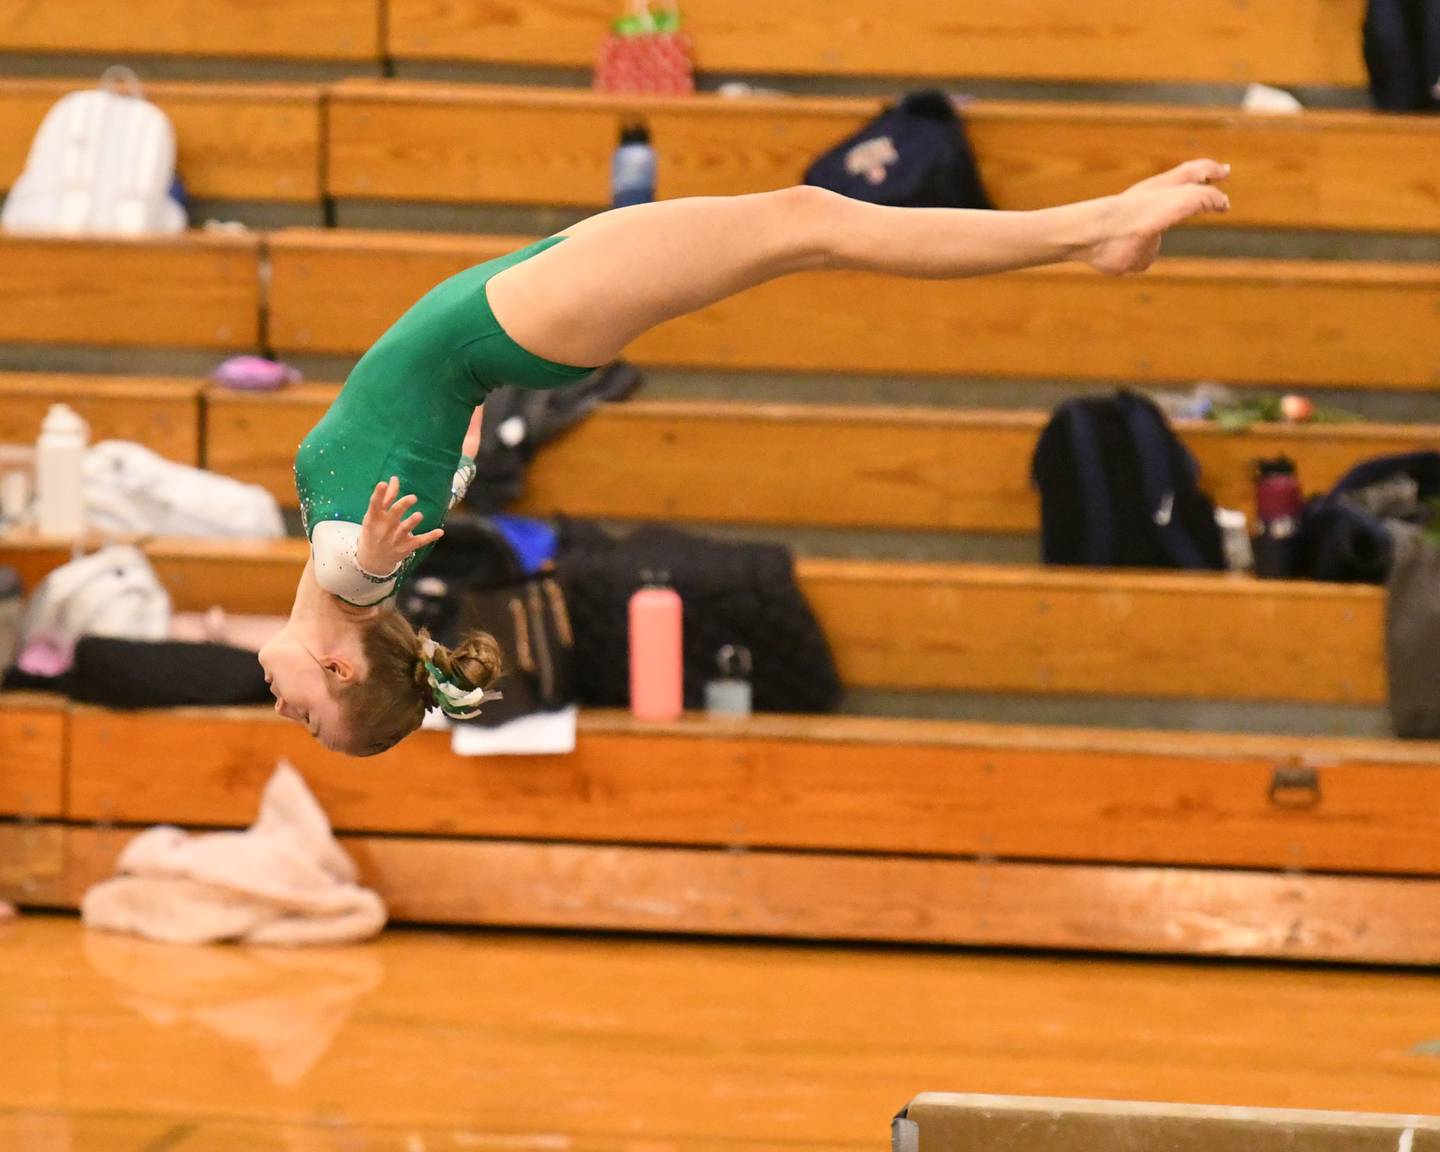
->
[356, 555, 403, 584]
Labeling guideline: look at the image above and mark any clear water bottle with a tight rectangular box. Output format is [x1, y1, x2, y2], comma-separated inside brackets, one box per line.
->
[35, 403, 88, 536]
[705, 644, 753, 719]
[611, 121, 656, 209]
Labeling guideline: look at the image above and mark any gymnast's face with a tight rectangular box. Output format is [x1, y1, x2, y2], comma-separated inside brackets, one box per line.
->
[257, 630, 358, 750]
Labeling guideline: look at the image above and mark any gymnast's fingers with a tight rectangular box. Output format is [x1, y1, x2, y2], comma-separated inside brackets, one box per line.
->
[406, 528, 445, 552]
[366, 481, 389, 518]
[401, 511, 425, 533]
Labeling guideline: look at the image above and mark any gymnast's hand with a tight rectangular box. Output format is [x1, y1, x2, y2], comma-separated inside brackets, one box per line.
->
[357, 476, 445, 576]
[1085, 159, 1231, 276]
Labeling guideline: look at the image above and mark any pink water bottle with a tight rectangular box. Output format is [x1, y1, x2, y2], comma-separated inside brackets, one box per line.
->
[629, 572, 683, 720]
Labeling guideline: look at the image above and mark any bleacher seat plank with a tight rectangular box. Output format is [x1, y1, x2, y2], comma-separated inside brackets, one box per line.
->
[0, 695, 64, 820]
[0, 375, 202, 466]
[385, 0, 1369, 88]
[327, 82, 1440, 234]
[12, 822, 1440, 964]
[0, 0, 380, 61]
[265, 230, 519, 357]
[0, 537, 1385, 705]
[521, 409, 1440, 533]
[0, 533, 111, 592]
[205, 383, 343, 504]
[352, 838, 1440, 964]
[205, 388, 1440, 533]
[0, 821, 65, 905]
[264, 230, 1440, 389]
[143, 537, 307, 616]
[801, 559, 1384, 704]
[0, 80, 323, 203]
[0, 234, 261, 349]
[63, 707, 1440, 875]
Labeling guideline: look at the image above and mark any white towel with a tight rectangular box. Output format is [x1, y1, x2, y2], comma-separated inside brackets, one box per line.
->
[449, 706, 580, 756]
[82, 762, 386, 946]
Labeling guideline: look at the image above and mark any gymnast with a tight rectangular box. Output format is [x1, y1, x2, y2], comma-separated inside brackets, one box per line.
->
[257, 162, 1231, 755]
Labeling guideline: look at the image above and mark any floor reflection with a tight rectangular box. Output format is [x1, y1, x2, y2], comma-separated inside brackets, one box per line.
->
[82, 929, 385, 1088]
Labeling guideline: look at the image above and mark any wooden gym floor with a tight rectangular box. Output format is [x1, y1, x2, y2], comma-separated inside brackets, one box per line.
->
[4, 914, 1440, 1150]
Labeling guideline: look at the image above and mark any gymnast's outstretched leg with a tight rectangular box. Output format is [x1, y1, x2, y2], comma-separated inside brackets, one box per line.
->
[484, 160, 1230, 368]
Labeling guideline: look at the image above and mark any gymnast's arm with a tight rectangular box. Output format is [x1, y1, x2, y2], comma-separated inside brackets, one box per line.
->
[311, 521, 401, 607]
[449, 406, 483, 510]
[313, 478, 446, 607]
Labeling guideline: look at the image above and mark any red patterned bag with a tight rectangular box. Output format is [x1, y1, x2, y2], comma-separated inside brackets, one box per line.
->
[594, 0, 694, 95]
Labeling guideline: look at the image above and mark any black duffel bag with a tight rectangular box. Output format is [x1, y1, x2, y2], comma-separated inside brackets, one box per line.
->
[555, 520, 841, 714]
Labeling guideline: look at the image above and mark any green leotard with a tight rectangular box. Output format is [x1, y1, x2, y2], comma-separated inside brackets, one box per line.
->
[294, 236, 594, 584]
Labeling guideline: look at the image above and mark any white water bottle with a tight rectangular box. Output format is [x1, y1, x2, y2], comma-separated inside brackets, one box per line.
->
[35, 403, 88, 536]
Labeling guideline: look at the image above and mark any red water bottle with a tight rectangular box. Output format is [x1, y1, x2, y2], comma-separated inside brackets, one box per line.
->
[629, 571, 683, 720]
[1253, 457, 1304, 579]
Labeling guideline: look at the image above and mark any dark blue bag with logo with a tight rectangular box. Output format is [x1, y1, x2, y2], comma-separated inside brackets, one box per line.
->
[804, 89, 993, 210]
[1364, 0, 1440, 111]
[1031, 391, 1226, 570]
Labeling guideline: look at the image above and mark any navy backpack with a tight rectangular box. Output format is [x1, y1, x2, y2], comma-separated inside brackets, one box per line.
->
[804, 89, 993, 210]
[1364, 0, 1440, 111]
[1302, 451, 1440, 582]
[1031, 392, 1226, 571]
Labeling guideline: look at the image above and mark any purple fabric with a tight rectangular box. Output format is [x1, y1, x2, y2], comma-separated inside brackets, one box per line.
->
[210, 356, 302, 391]
[17, 632, 73, 677]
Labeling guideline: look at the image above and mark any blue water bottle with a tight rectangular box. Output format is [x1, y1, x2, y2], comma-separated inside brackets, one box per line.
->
[611, 121, 656, 209]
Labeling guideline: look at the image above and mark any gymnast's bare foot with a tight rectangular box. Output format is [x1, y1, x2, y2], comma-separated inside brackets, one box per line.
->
[1084, 159, 1231, 276]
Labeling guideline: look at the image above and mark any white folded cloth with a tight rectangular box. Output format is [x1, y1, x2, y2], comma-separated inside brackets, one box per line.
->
[82, 762, 386, 946]
[440, 705, 580, 756]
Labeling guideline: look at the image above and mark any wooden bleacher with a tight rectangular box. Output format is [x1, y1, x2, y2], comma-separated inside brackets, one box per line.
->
[0, 536, 1387, 706]
[0, 0, 381, 62]
[383, 0, 1371, 88]
[266, 228, 1440, 388]
[0, 375, 201, 466]
[8, 695, 1440, 964]
[326, 81, 1440, 235]
[0, 693, 64, 820]
[3, 0, 1437, 974]
[0, 0, 1364, 88]
[0, 227, 1430, 384]
[2, 373, 1426, 537]
[0, 80, 324, 204]
[0, 76, 1429, 231]
[203, 382, 1440, 532]
[0, 233, 261, 350]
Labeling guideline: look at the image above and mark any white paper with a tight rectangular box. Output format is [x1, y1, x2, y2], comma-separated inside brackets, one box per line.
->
[450, 706, 579, 756]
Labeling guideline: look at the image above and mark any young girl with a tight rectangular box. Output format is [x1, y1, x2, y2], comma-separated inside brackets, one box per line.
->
[257, 162, 1231, 755]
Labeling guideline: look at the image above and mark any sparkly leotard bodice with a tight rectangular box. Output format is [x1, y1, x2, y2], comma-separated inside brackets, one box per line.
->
[293, 236, 594, 591]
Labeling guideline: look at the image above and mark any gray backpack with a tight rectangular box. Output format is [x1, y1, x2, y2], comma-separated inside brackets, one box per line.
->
[1385, 531, 1440, 738]
[0, 566, 20, 672]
